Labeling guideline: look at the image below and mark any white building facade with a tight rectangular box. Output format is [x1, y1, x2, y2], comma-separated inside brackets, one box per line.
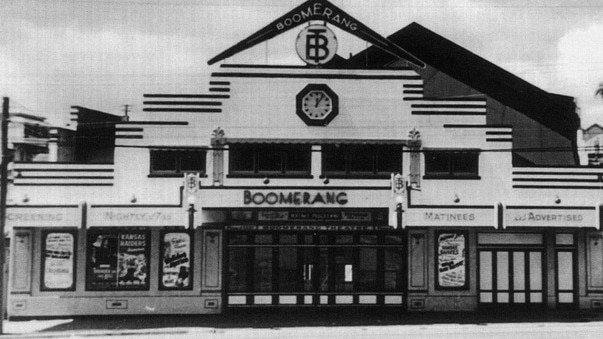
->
[5, 0, 603, 317]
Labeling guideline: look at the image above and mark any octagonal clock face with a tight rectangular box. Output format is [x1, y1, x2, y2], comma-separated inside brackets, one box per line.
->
[296, 84, 339, 126]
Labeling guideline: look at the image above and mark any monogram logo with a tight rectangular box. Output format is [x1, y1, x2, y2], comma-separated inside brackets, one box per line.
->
[296, 25, 337, 65]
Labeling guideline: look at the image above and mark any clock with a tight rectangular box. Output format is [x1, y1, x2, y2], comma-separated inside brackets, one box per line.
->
[296, 84, 339, 126]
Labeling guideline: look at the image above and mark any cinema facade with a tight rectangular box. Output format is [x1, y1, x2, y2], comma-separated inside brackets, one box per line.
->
[5, 0, 603, 317]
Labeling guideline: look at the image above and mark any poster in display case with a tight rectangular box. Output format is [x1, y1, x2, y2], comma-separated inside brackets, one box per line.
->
[160, 231, 193, 290]
[436, 231, 468, 289]
[41, 231, 76, 291]
[86, 230, 150, 290]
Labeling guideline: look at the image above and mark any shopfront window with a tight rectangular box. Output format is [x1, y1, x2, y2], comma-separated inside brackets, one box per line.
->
[358, 248, 377, 291]
[226, 232, 404, 295]
[41, 231, 76, 291]
[228, 247, 249, 292]
[159, 231, 193, 290]
[279, 247, 298, 291]
[86, 229, 150, 291]
[384, 248, 403, 291]
[254, 248, 273, 291]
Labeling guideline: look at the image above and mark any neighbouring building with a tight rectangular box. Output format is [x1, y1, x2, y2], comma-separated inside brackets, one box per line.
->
[581, 124, 603, 166]
[6, 0, 603, 317]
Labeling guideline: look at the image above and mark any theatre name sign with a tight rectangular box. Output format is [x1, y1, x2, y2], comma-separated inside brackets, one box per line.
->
[200, 189, 387, 208]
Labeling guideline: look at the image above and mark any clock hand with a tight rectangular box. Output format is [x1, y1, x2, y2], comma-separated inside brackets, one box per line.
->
[315, 93, 324, 107]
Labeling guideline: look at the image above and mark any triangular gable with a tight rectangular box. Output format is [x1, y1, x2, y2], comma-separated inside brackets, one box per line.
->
[208, 0, 425, 68]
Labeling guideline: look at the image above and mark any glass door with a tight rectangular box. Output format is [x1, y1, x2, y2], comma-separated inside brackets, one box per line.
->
[479, 250, 544, 307]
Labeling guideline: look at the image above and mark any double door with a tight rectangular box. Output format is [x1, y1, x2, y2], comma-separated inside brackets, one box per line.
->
[479, 249, 544, 307]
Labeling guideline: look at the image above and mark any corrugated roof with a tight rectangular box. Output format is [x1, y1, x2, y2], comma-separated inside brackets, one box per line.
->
[346, 22, 579, 141]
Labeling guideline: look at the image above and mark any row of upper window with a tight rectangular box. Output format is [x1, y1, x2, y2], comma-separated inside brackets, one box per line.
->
[149, 144, 479, 179]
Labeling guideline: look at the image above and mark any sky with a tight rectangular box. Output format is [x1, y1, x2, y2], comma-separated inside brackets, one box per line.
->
[2, 0, 603, 128]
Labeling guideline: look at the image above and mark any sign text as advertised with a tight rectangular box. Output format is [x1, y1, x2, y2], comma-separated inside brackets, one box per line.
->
[505, 207, 597, 228]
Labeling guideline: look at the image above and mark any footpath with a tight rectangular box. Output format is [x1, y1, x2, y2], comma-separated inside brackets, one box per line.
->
[3, 308, 603, 337]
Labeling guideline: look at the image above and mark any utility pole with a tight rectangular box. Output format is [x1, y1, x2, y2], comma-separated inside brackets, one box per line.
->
[0, 97, 10, 334]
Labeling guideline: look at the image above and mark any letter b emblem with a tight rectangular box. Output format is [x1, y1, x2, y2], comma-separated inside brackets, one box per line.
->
[296, 25, 337, 65]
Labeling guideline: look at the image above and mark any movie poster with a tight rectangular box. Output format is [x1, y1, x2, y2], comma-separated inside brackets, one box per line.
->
[117, 232, 149, 288]
[160, 232, 191, 289]
[43, 232, 74, 290]
[88, 233, 118, 290]
[437, 232, 467, 288]
[87, 231, 149, 290]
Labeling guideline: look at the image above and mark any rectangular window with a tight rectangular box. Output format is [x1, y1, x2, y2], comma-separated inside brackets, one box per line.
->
[41, 231, 76, 291]
[425, 151, 479, 178]
[384, 248, 404, 291]
[228, 248, 249, 292]
[160, 231, 193, 290]
[86, 230, 150, 291]
[229, 144, 311, 176]
[254, 248, 273, 291]
[358, 248, 377, 291]
[150, 149, 206, 176]
[278, 247, 298, 291]
[322, 144, 402, 178]
[436, 231, 468, 290]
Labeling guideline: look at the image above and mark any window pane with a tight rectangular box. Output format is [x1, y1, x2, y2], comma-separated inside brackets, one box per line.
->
[285, 145, 311, 173]
[280, 234, 297, 244]
[254, 234, 273, 244]
[257, 149, 283, 173]
[279, 248, 298, 291]
[254, 248, 273, 291]
[229, 145, 255, 172]
[376, 145, 402, 174]
[322, 145, 346, 173]
[358, 248, 377, 291]
[384, 248, 403, 291]
[349, 146, 374, 173]
[318, 248, 329, 291]
[497, 251, 509, 290]
[359, 235, 378, 244]
[180, 151, 206, 173]
[451, 152, 479, 176]
[151, 151, 177, 172]
[335, 235, 353, 244]
[228, 248, 248, 292]
[425, 152, 450, 175]
[384, 235, 403, 244]
[334, 248, 354, 292]
[302, 248, 315, 291]
[229, 234, 249, 245]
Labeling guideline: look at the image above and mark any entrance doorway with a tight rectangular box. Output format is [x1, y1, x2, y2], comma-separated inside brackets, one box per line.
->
[225, 231, 405, 307]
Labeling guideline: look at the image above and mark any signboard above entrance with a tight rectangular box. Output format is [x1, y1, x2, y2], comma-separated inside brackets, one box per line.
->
[207, 0, 425, 68]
